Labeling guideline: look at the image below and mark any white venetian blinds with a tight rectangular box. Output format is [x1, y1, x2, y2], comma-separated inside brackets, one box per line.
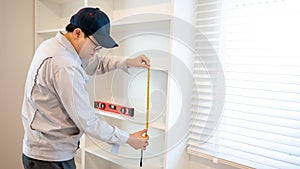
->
[188, 0, 300, 169]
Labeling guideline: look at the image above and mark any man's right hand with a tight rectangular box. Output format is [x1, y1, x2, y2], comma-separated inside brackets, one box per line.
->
[126, 128, 149, 150]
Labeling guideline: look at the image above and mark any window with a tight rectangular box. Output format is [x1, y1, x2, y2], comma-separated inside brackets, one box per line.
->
[188, 0, 300, 168]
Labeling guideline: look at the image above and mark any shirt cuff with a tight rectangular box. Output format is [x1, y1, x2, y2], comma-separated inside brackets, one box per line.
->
[119, 57, 129, 74]
[117, 128, 130, 145]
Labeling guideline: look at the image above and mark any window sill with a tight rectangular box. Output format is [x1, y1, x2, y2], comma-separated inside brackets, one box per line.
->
[187, 147, 254, 169]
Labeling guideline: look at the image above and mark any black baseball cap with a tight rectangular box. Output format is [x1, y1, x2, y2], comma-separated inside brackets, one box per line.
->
[70, 7, 118, 48]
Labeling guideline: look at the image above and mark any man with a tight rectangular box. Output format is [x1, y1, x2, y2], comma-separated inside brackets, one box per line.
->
[22, 7, 149, 169]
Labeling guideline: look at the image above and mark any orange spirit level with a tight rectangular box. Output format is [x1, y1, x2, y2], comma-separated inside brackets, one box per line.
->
[94, 101, 134, 117]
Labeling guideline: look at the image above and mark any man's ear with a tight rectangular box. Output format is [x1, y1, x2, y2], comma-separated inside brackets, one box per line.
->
[72, 28, 84, 40]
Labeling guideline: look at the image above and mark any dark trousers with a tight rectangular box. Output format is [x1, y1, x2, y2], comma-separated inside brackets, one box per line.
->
[22, 154, 76, 169]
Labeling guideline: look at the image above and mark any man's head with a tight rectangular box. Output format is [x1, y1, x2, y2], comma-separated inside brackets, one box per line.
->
[65, 7, 118, 59]
[67, 7, 118, 48]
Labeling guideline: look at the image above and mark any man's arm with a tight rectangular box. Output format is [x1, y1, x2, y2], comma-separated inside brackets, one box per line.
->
[85, 54, 150, 75]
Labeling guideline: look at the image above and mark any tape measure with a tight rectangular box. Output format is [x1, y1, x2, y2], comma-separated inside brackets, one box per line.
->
[140, 67, 150, 167]
[146, 67, 150, 130]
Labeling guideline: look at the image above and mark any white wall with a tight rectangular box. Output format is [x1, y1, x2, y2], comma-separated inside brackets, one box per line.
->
[0, 0, 34, 168]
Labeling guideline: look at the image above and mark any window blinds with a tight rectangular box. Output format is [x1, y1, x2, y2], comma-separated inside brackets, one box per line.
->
[188, 0, 224, 158]
[188, 0, 300, 169]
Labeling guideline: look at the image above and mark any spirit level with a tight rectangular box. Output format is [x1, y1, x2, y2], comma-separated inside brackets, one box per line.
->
[94, 101, 134, 117]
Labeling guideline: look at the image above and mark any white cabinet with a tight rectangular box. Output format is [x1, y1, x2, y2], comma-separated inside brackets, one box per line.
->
[85, 68, 169, 169]
[35, 0, 194, 169]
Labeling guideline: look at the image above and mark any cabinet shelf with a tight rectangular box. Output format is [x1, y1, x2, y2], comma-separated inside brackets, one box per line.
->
[88, 0, 172, 22]
[112, 15, 171, 34]
[85, 141, 164, 169]
[36, 28, 64, 34]
[96, 110, 166, 130]
[111, 13, 172, 30]
[112, 14, 171, 26]
[35, 16, 171, 36]
[38, 0, 75, 4]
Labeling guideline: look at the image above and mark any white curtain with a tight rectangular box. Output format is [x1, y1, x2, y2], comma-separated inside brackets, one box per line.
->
[188, 0, 300, 168]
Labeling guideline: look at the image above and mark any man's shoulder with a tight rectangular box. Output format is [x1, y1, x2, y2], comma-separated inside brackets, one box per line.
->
[35, 35, 83, 74]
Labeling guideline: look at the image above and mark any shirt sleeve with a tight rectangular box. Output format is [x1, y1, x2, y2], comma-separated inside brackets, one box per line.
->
[53, 65, 129, 145]
[85, 54, 129, 76]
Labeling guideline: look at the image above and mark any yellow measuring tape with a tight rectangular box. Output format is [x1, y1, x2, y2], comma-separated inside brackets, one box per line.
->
[140, 67, 150, 167]
[146, 67, 150, 129]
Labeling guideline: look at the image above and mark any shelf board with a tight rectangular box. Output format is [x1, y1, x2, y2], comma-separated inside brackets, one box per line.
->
[85, 143, 164, 169]
[36, 28, 64, 34]
[96, 109, 130, 120]
[96, 110, 166, 130]
[111, 14, 172, 27]
[38, 0, 75, 4]
[112, 14, 172, 33]
[35, 15, 172, 35]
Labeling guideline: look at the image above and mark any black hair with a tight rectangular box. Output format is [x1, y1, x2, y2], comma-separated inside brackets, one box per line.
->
[65, 23, 90, 37]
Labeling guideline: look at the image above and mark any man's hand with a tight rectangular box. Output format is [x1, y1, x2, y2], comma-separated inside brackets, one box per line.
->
[126, 54, 150, 68]
[126, 128, 149, 150]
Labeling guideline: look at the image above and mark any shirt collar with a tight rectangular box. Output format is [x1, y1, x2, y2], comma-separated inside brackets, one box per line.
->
[55, 31, 87, 69]
[56, 31, 78, 57]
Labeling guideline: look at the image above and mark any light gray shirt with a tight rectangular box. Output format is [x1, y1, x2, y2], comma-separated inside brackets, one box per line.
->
[22, 32, 129, 161]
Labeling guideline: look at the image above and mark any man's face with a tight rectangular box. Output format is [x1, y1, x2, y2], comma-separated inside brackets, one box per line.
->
[79, 35, 102, 60]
